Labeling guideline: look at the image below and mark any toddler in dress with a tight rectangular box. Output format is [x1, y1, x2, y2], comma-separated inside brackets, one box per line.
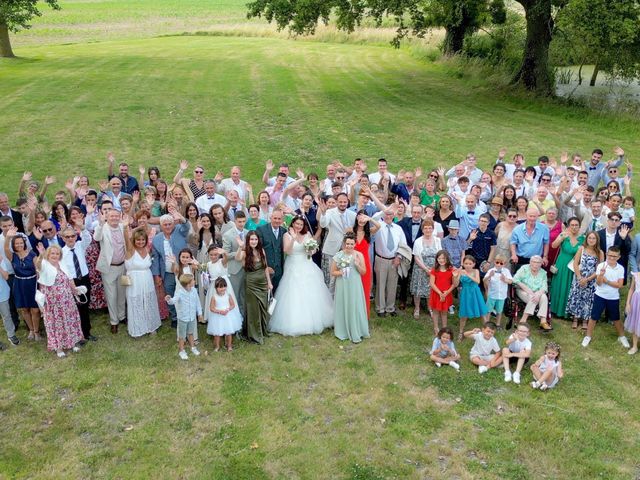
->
[208, 277, 242, 352]
[531, 342, 563, 390]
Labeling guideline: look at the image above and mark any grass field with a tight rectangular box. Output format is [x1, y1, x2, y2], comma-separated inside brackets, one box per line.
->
[1, 10, 640, 480]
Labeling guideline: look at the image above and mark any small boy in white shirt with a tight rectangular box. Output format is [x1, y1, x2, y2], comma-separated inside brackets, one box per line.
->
[483, 254, 513, 328]
[620, 196, 635, 229]
[502, 323, 532, 384]
[166, 274, 203, 360]
[465, 322, 502, 373]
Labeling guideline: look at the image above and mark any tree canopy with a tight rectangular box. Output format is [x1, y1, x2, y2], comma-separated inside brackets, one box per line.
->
[0, 0, 60, 57]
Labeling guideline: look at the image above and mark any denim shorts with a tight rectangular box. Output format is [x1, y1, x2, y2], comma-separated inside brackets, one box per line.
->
[177, 320, 196, 340]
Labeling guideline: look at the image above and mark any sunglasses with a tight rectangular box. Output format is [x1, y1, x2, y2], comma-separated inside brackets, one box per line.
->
[608, 218, 621, 222]
[507, 214, 517, 218]
[429, 174, 438, 179]
[495, 261, 504, 265]
[541, 178, 551, 182]
[42, 228, 54, 233]
[195, 170, 204, 174]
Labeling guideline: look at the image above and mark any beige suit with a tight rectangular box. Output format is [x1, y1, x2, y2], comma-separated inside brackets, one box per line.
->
[94, 223, 126, 326]
[222, 227, 247, 316]
[319, 208, 356, 291]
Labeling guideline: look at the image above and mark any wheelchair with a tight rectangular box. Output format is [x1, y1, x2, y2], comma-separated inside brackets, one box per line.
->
[503, 282, 552, 332]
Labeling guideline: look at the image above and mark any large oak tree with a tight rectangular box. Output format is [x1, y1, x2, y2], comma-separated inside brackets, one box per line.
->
[1, 0, 60, 58]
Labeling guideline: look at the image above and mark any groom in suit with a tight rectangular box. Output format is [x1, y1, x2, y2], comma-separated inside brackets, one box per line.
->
[222, 211, 248, 316]
[319, 193, 356, 291]
[257, 208, 286, 292]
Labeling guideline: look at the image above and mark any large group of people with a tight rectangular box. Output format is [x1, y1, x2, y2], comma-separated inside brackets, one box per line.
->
[0, 147, 638, 385]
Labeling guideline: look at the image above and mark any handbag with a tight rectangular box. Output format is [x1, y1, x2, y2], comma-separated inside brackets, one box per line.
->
[119, 275, 132, 287]
[74, 286, 89, 304]
[267, 291, 277, 315]
[35, 289, 46, 310]
[549, 265, 558, 274]
[567, 249, 582, 274]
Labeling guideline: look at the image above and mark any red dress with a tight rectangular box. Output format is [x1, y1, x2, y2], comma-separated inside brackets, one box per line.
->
[546, 220, 563, 271]
[355, 238, 372, 318]
[429, 268, 454, 311]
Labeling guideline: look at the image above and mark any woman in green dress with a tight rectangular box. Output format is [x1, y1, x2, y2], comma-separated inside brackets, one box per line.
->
[550, 217, 584, 319]
[332, 233, 369, 343]
[236, 230, 272, 344]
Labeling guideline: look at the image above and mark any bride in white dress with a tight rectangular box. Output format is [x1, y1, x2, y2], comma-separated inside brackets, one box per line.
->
[269, 215, 334, 336]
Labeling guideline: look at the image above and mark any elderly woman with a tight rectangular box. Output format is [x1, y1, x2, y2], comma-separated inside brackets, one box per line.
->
[512, 255, 551, 330]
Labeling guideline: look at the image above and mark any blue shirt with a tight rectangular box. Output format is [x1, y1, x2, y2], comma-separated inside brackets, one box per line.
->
[455, 204, 486, 240]
[586, 155, 623, 189]
[441, 235, 468, 268]
[167, 287, 202, 323]
[0, 274, 10, 303]
[510, 222, 550, 258]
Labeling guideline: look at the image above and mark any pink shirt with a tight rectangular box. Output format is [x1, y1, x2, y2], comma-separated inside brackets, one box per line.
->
[109, 226, 126, 264]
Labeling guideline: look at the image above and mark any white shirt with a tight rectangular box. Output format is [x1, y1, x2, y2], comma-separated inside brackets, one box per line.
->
[470, 332, 500, 357]
[594, 261, 625, 300]
[507, 335, 532, 353]
[374, 222, 406, 257]
[368, 171, 396, 185]
[605, 230, 616, 251]
[218, 178, 248, 200]
[163, 238, 172, 272]
[195, 193, 227, 214]
[412, 236, 442, 257]
[61, 231, 91, 279]
[486, 267, 512, 300]
[166, 287, 202, 322]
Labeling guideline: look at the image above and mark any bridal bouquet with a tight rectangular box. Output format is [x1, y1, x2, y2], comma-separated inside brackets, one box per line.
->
[303, 238, 319, 259]
[336, 255, 352, 278]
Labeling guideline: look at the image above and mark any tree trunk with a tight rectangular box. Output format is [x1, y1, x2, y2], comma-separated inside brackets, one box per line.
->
[0, 22, 15, 58]
[512, 0, 553, 95]
[443, 24, 466, 56]
[578, 62, 584, 85]
[589, 61, 599, 86]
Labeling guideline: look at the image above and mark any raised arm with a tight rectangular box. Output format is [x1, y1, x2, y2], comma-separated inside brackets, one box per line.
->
[173, 160, 189, 185]
[262, 160, 274, 186]
[107, 152, 115, 178]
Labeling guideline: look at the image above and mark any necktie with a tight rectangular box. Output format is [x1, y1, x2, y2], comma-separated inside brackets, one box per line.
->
[386, 224, 395, 252]
[591, 219, 596, 231]
[273, 229, 278, 239]
[239, 230, 244, 241]
[208, 196, 215, 200]
[232, 207, 237, 215]
[70, 248, 82, 278]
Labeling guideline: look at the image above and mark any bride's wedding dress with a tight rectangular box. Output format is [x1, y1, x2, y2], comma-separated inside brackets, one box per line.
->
[269, 236, 334, 336]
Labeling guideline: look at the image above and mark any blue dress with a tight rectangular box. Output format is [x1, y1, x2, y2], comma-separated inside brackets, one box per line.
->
[458, 274, 488, 318]
[12, 250, 38, 309]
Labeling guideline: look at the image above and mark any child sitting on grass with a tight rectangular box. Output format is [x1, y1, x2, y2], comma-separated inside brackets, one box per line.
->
[483, 254, 512, 328]
[501, 322, 532, 384]
[531, 341, 564, 391]
[429, 327, 460, 371]
[166, 274, 202, 361]
[465, 321, 502, 374]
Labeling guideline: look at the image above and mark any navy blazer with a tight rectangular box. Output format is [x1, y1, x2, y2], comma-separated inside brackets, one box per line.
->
[397, 217, 423, 249]
[151, 222, 190, 277]
[597, 228, 631, 282]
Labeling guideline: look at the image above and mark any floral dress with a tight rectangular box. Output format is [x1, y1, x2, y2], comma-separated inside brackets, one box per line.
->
[86, 239, 107, 310]
[42, 271, 84, 351]
[410, 240, 439, 298]
[566, 251, 599, 320]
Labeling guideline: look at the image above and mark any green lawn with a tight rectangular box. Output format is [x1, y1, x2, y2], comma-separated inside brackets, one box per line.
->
[1, 35, 640, 479]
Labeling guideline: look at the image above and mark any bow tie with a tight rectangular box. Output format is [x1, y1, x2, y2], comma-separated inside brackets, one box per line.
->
[208, 196, 216, 200]
[467, 211, 475, 215]
[412, 222, 421, 226]
[589, 167, 597, 171]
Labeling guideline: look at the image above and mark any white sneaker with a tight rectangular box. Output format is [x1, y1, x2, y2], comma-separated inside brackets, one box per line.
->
[56, 350, 66, 358]
[504, 370, 512, 382]
[531, 381, 539, 389]
[478, 365, 488, 374]
[618, 336, 630, 349]
[435, 362, 442, 368]
[581, 336, 591, 347]
[448, 306, 455, 315]
[449, 361, 460, 371]
[72, 346, 81, 353]
[513, 372, 521, 384]
[191, 347, 201, 356]
[178, 350, 188, 360]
